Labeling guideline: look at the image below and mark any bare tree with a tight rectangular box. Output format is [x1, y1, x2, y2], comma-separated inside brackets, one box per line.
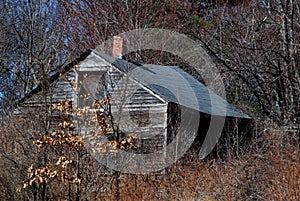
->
[0, 1, 93, 199]
[0, 0, 73, 109]
[190, 0, 300, 124]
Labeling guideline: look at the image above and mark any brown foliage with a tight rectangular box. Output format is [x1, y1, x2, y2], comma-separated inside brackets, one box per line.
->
[94, 126, 299, 201]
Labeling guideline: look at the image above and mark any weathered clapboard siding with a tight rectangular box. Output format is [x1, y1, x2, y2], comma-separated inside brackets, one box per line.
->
[51, 70, 76, 102]
[15, 50, 92, 113]
[76, 52, 169, 156]
[16, 70, 76, 113]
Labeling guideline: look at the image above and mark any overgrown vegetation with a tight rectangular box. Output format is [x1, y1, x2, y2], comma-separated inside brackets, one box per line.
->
[0, 0, 299, 200]
[1, 111, 298, 200]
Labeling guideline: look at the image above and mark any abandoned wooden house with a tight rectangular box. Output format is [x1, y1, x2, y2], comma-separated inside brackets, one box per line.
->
[15, 37, 252, 171]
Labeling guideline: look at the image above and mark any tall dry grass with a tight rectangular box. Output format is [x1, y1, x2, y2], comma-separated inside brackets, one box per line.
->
[1, 116, 298, 200]
[98, 125, 299, 201]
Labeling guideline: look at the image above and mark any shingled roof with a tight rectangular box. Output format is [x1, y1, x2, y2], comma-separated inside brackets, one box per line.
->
[93, 50, 251, 119]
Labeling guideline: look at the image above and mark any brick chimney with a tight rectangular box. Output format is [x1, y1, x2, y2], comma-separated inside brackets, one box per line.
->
[112, 36, 123, 58]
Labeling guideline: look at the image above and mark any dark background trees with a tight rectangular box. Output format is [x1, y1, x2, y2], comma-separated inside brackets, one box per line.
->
[191, 0, 300, 124]
[0, 0, 70, 108]
[2, 0, 298, 124]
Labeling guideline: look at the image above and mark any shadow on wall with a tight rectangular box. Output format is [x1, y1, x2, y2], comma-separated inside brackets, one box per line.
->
[167, 103, 253, 161]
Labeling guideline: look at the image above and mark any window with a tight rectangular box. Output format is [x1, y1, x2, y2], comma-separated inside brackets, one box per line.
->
[77, 71, 106, 108]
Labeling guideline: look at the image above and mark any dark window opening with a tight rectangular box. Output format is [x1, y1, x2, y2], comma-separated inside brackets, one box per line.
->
[77, 71, 106, 108]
